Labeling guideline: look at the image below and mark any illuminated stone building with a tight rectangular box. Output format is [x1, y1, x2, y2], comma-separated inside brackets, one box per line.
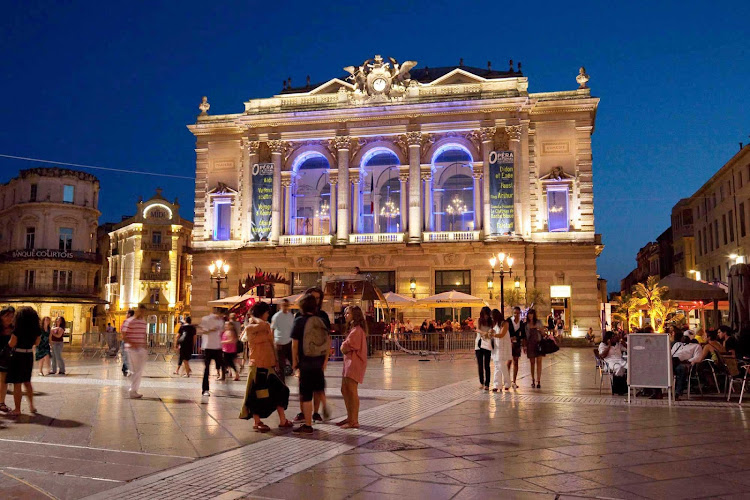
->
[0, 168, 103, 341]
[101, 190, 192, 333]
[188, 57, 602, 330]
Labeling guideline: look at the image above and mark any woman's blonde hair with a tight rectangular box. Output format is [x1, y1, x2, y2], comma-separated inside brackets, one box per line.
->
[346, 305, 368, 334]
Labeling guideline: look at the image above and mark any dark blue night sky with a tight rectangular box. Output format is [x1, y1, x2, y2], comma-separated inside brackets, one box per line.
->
[1, 1, 748, 290]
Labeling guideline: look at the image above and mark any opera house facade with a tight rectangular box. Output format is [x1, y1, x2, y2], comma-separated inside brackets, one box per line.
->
[188, 56, 602, 330]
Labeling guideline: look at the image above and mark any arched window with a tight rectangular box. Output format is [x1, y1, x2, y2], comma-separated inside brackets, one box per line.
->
[292, 153, 331, 235]
[360, 149, 401, 233]
[432, 146, 474, 232]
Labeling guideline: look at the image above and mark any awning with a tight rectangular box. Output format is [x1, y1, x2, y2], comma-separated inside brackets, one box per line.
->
[375, 291, 418, 309]
[657, 273, 727, 302]
[416, 290, 488, 308]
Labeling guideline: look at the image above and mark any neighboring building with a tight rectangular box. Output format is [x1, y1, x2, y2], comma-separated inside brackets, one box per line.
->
[671, 198, 695, 277]
[689, 145, 750, 283]
[0, 168, 103, 342]
[101, 190, 192, 334]
[619, 228, 673, 293]
[188, 56, 603, 330]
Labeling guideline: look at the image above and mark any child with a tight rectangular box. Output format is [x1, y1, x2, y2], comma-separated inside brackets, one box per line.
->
[221, 321, 239, 381]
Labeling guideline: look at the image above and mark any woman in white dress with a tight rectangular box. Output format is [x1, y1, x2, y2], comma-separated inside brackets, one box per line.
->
[490, 309, 512, 391]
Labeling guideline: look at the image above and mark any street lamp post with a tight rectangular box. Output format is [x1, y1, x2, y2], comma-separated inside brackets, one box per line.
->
[208, 259, 230, 300]
[489, 252, 514, 315]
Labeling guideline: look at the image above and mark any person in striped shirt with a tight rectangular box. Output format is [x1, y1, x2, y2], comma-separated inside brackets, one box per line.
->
[122, 304, 148, 398]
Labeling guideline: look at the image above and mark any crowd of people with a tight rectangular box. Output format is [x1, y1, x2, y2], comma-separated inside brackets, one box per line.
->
[0, 306, 46, 416]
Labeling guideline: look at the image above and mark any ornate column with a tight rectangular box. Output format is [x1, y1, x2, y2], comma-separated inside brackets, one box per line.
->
[330, 136, 350, 245]
[281, 176, 293, 235]
[267, 140, 287, 245]
[398, 170, 408, 233]
[433, 192, 443, 232]
[472, 169, 482, 232]
[422, 170, 432, 232]
[328, 173, 337, 236]
[479, 127, 495, 238]
[506, 125, 523, 235]
[351, 169, 361, 234]
[405, 132, 423, 243]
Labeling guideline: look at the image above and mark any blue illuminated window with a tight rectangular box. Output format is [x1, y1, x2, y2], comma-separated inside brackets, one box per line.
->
[214, 201, 231, 240]
[63, 185, 75, 203]
[547, 187, 569, 232]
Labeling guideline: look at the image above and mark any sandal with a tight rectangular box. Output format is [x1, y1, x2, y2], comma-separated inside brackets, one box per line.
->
[253, 423, 271, 433]
[278, 420, 293, 428]
[0, 403, 10, 413]
[335, 420, 349, 427]
[9, 409, 20, 417]
[341, 423, 360, 429]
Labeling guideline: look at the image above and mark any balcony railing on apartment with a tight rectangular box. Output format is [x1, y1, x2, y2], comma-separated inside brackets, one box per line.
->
[0, 284, 100, 299]
[349, 233, 404, 244]
[279, 235, 332, 246]
[422, 231, 481, 242]
[141, 242, 172, 251]
[140, 271, 171, 281]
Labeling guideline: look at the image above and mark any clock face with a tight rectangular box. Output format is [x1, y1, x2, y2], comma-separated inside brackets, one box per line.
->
[372, 78, 387, 92]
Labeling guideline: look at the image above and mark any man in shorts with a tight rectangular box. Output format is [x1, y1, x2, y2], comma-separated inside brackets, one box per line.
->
[292, 287, 330, 423]
[291, 292, 330, 434]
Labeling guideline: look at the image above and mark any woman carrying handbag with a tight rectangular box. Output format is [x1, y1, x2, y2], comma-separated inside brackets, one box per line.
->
[524, 309, 545, 389]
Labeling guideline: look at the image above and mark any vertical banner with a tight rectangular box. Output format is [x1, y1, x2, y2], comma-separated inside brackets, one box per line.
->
[251, 163, 274, 241]
[489, 151, 515, 234]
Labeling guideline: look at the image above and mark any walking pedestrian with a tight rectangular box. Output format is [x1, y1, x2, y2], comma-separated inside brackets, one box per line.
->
[121, 304, 148, 398]
[490, 309, 512, 392]
[292, 287, 330, 423]
[475, 306, 493, 390]
[221, 321, 240, 381]
[239, 301, 292, 432]
[121, 310, 134, 376]
[198, 307, 225, 397]
[49, 316, 66, 375]
[7, 307, 41, 416]
[36, 316, 51, 376]
[506, 306, 525, 389]
[338, 305, 367, 429]
[291, 292, 331, 434]
[174, 316, 195, 377]
[271, 298, 294, 383]
[229, 313, 243, 372]
[524, 308, 545, 389]
[0, 306, 16, 413]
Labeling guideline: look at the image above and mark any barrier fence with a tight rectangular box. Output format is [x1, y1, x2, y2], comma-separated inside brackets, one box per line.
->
[77, 331, 479, 362]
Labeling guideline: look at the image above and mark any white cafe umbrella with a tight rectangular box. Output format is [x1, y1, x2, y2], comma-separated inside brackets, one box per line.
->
[207, 294, 250, 307]
[375, 292, 418, 309]
[416, 290, 487, 321]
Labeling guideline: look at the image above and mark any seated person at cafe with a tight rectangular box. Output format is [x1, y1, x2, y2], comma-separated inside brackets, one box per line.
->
[403, 320, 414, 333]
[419, 320, 428, 333]
[427, 321, 437, 333]
[718, 325, 739, 356]
[599, 331, 627, 395]
[673, 334, 704, 399]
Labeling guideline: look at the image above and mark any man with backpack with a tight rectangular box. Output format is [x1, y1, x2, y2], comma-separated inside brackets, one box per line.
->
[291, 292, 331, 434]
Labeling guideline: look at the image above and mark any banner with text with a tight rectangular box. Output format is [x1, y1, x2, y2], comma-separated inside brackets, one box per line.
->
[489, 151, 515, 234]
[251, 163, 274, 241]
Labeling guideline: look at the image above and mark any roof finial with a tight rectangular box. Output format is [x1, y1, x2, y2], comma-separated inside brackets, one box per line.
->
[287, 77, 292, 88]
[487, 60, 491, 71]
[459, 57, 464, 66]
[517, 61, 522, 72]
[198, 96, 210, 116]
[156, 187, 163, 196]
[282, 80, 287, 90]
[306, 75, 311, 86]
[509, 59, 514, 72]
[576, 66, 590, 89]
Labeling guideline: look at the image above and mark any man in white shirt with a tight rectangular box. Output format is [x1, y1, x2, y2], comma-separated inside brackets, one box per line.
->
[673, 336, 704, 399]
[271, 299, 295, 382]
[198, 308, 225, 397]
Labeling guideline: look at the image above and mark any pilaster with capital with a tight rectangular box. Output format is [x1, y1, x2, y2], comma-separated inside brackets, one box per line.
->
[402, 132, 423, 243]
[421, 170, 433, 232]
[505, 125, 523, 236]
[350, 169, 361, 234]
[479, 127, 495, 239]
[330, 136, 350, 244]
[328, 173, 338, 236]
[267, 140, 289, 244]
[241, 139, 260, 242]
[398, 170, 409, 232]
[281, 175, 293, 235]
[472, 169, 482, 231]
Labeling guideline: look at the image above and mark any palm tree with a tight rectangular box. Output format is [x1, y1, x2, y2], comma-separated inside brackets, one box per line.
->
[631, 276, 674, 333]
[612, 292, 641, 333]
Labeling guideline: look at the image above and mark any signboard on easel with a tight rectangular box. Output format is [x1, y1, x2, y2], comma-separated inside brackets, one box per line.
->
[627, 333, 673, 404]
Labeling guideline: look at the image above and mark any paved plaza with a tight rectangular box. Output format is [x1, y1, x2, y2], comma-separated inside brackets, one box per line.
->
[0, 348, 748, 500]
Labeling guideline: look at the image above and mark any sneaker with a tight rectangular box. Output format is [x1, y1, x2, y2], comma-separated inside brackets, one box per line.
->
[129, 391, 143, 399]
[293, 412, 305, 422]
[312, 412, 323, 422]
[292, 424, 314, 434]
[202, 391, 210, 397]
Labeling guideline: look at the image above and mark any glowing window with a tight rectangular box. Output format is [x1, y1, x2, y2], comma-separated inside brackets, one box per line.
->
[547, 187, 569, 232]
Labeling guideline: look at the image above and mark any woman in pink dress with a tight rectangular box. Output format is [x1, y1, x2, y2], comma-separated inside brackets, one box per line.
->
[338, 305, 367, 429]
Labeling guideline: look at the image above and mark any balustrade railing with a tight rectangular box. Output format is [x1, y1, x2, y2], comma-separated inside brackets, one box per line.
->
[279, 234, 332, 246]
[422, 231, 480, 242]
[349, 233, 404, 244]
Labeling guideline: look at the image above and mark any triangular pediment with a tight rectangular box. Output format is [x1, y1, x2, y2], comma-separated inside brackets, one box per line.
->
[427, 68, 486, 86]
[309, 78, 354, 95]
